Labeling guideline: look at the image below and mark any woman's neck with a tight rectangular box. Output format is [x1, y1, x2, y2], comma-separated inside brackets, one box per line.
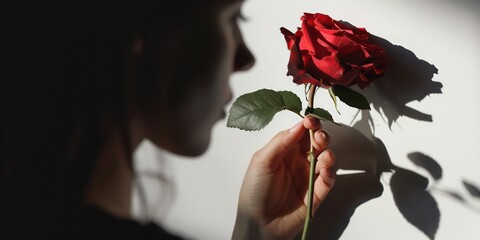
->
[84, 130, 136, 219]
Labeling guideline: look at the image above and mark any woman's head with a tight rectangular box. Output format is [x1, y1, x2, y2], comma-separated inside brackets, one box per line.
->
[1, 0, 254, 237]
[130, 0, 255, 156]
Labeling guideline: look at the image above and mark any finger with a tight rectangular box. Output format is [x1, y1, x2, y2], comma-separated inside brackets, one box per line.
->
[310, 150, 336, 213]
[311, 166, 336, 214]
[303, 116, 322, 131]
[315, 149, 335, 174]
[303, 117, 329, 155]
[252, 121, 306, 170]
[312, 150, 336, 212]
[311, 130, 330, 152]
[302, 150, 335, 212]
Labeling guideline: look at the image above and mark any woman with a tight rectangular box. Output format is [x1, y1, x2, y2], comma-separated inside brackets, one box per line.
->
[0, 0, 336, 239]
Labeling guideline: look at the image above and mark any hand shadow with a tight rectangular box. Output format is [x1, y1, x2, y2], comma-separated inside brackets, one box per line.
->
[295, 124, 393, 240]
[302, 173, 383, 240]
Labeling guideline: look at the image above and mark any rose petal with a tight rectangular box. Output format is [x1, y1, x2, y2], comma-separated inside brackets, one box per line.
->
[337, 45, 367, 65]
[301, 23, 331, 58]
[311, 55, 344, 81]
[312, 13, 334, 29]
[340, 68, 359, 86]
[286, 38, 321, 86]
[280, 27, 296, 50]
[301, 20, 319, 53]
[315, 28, 345, 49]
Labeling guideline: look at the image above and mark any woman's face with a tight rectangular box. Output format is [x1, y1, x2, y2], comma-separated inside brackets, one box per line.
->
[134, 0, 254, 156]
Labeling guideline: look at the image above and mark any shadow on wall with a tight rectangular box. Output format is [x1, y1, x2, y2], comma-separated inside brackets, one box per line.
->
[298, 36, 480, 240]
[358, 35, 442, 129]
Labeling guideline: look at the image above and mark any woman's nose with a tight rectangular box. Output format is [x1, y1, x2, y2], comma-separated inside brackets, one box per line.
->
[234, 44, 255, 71]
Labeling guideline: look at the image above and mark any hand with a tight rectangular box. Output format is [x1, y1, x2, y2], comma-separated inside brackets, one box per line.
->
[232, 117, 336, 240]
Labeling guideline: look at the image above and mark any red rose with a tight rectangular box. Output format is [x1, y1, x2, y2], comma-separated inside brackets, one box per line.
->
[281, 13, 387, 89]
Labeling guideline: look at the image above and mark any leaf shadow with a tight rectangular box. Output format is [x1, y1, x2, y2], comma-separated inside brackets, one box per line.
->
[408, 152, 443, 181]
[390, 167, 440, 240]
[463, 180, 480, 199]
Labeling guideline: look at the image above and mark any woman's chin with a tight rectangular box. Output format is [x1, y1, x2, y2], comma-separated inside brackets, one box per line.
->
[166, 137, 211, 157]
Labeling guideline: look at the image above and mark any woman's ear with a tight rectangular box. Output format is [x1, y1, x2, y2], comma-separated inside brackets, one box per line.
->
[125, 36, 146, 112]
[128, 36, 145, 89]
[132, 37, 144, 56]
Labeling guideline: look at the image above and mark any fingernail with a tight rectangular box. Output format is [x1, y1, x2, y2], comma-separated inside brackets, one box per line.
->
[289, 121, 302, 132]
[327, 169, 333, 178]
[315, 131, 326, 142]
[326, 168, 335, 179]
[317, 131, 330, 145]
[320, 131, 326, 140]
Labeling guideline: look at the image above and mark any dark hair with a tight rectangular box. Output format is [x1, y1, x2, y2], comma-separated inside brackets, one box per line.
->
[1, 1, 152, 238]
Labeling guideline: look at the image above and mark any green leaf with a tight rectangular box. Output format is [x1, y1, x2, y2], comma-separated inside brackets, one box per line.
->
[308, 108, 339, 125]
[328, 87, 341, 114]
[278, 90, 303, 115]
[227, 89, 288, 131]
[332, 85, 371, 110]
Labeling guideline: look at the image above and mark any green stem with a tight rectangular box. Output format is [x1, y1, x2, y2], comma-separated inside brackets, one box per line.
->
[301, 84, 317, 240]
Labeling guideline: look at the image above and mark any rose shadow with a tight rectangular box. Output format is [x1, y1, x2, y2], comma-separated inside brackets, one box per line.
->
[356, 35, 442, 128]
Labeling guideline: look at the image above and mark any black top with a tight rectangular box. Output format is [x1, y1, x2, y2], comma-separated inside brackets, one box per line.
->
[3, 205, 185, 240]
[68, 205, 185, 240]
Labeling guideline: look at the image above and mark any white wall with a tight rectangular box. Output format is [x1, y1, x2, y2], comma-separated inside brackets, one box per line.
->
[133, 0, 480, 239]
